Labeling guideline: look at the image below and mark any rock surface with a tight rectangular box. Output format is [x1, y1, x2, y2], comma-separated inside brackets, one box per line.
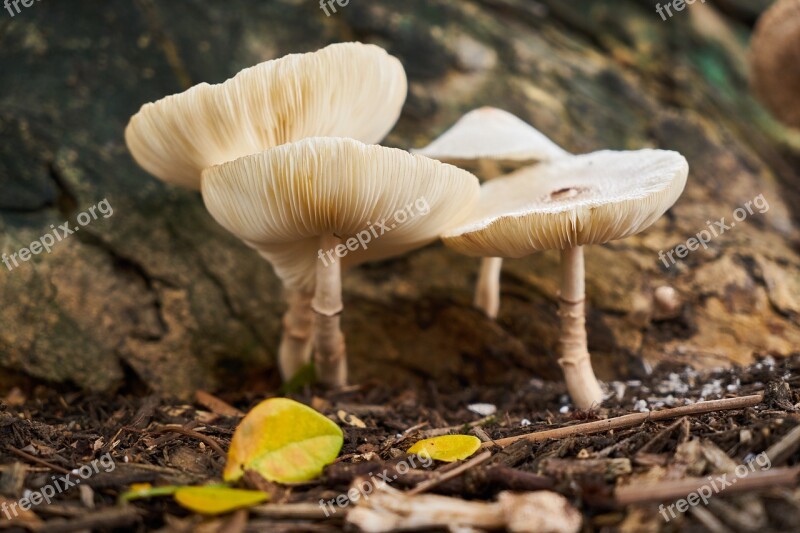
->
[0, 0, 798, 397]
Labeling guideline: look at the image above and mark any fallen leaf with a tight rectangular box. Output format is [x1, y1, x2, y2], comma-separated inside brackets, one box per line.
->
[119, 484, 181, 502]
[338, 410, 367, 428]
[407, 435, 481, 462]
[174, 486, 268, 515]
[224, 397, 343, 483]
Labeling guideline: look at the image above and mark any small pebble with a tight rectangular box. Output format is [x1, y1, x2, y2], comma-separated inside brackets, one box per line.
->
[529, 378, 545, 389]
[467, 403, 497, 417]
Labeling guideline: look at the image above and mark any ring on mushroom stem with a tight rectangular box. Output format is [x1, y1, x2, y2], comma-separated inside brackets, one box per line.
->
[558, 246, 602, 408]
[414, 106, 569, 319]
[278, 289, 315, 381]
[201, 137, 480, 388]
[441, 149, 689, 409]
[124, 42, 408, 382]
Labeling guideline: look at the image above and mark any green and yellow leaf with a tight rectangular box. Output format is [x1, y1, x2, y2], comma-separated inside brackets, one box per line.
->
[224, 397, 343, 483]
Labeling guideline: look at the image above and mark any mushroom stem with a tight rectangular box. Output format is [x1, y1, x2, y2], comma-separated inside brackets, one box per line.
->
[478, 159, 502, 179]
[558, 246, 603, 409]
[311, 234, 347, 388]
[278, 289, 315, 381]
[474, 257, 503, 319]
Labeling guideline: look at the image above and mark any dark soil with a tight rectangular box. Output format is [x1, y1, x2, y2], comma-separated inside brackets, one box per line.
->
[1, 355, 799, 532]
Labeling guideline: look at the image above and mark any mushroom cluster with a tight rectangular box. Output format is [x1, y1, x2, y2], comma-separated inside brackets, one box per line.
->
[442, 150, 688, 408]
[125, 42, 479, 387]
[201, 138, 478, 387]
[126, 42, 689, 408]
[415, 107, 569, 318]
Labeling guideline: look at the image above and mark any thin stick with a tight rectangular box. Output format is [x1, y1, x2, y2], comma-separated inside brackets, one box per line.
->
[474, 257, 503, 319]
[765, 423, 800, 466]
[615, 465, 800, 506]
[195, 390, 243, 417]
[6, 446, 72, 475]
[151, 425, 227, 458]
[250, 503, 331, 519]
[34, 507, 141, 533]
[406, 451, 492, 496]
[483, 393, 764, 448]
[558, 246, 603, 409]
[312, 234, 347, 388]
[637, 416, 688, 455]
[690, 506, 736, 533]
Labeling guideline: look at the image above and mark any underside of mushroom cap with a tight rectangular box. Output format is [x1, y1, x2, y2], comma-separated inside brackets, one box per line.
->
[750, 0, 800, 129]
[125, 42, 407, 190]
[413, 107, 569, 164]
[201, 137, 480, 291]
[441, 150, 688, 258]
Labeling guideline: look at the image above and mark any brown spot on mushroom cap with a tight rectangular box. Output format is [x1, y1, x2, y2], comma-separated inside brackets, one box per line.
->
[750, 0, 800, 129]
[125, 42, 407, 189]
[545, 186, 591, 203]
[441, 149, 689, 258]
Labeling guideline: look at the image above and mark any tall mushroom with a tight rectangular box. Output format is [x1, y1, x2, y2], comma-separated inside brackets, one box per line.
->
[414, 107, 568, 318]
[201, 137, 480, 387]
[441, 150, 688, 408]
[750, 0, 800, 129]
[124, 42, 407, 380]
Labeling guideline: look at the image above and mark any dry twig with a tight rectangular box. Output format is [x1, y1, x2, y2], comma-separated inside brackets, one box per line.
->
[406, 450, 492, 496]
[484, 394, 763, 448]
[151, 425, 227, 458]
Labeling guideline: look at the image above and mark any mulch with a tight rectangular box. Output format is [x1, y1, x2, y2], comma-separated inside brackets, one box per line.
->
[1, 354, 799, 532]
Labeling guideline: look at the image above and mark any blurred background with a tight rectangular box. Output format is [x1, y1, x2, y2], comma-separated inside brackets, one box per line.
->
[0, 0, 798, 399]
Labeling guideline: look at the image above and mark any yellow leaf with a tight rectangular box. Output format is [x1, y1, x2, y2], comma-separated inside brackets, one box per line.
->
[174, 486, 268, 515]
[119, 484, 180, 502]
[224, 398, 343, 483]
[407, 435, 481, 462]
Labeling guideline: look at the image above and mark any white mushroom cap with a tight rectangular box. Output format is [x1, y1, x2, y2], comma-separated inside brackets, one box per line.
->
[201, 137, 480, 290]
[413, 107, 569, 164]
[441, 150, 688, 258]
[125, 42, 407, 190]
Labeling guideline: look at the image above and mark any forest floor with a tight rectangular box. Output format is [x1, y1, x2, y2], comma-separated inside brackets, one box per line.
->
[1, 355, 799, 532]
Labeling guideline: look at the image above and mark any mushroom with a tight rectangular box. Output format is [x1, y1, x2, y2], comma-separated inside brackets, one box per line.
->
[414, 107, 569, 318]
[441, 150, 689, 408]
[750, 0, 800, 129]
[201, 137, 480, 387]
[124, 42, 407, 380]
